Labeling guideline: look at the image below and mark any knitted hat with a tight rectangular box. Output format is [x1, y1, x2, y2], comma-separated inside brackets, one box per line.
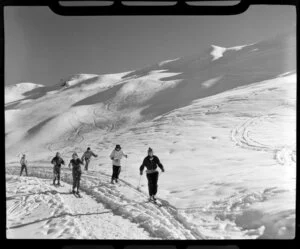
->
[116, 144, 121, 149]
[148, 147, 153, 153]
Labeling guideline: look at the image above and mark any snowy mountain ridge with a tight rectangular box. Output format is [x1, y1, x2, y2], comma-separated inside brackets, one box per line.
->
[210, 44, 251, 61]
[5, 82, 45, 104]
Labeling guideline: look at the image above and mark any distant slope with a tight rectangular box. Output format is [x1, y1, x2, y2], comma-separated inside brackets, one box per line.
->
[124, 29, 296, 117]
[5, 83, 45, 104]
[5, 29, 296, 161]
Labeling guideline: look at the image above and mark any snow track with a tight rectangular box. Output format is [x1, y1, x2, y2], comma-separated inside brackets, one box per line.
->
[6, 165, 206, 239]
[231, 116, 274, 152]
[6, 175, 88, 239]
[231, 113, 296, 166]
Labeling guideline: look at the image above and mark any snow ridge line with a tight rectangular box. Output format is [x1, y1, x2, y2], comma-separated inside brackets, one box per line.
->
[231, 115, 296, 166]
[6, 166, 206, 240]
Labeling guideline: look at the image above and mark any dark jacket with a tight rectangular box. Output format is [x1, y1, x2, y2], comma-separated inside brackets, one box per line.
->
[69, 159, 83, 173]
[51, 156, 65, 168]
[81, 150, 97, 161]
[140, 155, 164, 174]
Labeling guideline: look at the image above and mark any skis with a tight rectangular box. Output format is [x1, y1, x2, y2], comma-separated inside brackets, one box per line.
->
[148, 199, 163, 207]
[110, 180, 119, 186]
[52, 183, 64, 187]
[69, 191, 82, 198]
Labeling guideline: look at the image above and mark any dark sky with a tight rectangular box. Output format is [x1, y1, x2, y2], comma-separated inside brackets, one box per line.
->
[4, 5, 295, 86]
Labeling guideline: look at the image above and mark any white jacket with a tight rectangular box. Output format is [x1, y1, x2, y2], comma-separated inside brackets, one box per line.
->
[110, 149, 126, 166]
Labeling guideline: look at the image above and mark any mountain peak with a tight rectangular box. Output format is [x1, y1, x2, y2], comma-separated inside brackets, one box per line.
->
[210, 43, 252, 61]
[5, 82, 45, 104]
[60, 74, 99, 87]
[210, 45, 227, 61]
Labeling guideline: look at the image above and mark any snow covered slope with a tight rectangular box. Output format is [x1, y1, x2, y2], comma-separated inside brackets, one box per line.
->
[5, 29, 296, 239]
[5, 30, 295, 160]
[6, 174, 153, 239]
[5, 83, 45, 104]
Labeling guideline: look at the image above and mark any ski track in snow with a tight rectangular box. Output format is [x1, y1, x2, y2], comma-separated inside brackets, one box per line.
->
[6, 174, 153, 239]
[231, 114, 296, 167]
[6, 166, 206, 239]
[7, 165, 291, 239]
[6, 175, 88, 239]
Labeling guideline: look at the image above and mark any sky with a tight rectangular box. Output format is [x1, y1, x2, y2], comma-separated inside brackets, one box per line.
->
[4, 5, 296, 86]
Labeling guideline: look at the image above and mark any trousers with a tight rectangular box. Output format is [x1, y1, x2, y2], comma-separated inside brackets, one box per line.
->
[72, 170, 81, 190]
[146, 171, 159, 196]
[20, 165, 28, 176]
[111, 165, 121, 180]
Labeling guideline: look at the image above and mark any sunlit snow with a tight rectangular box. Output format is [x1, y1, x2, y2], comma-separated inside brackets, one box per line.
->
[5, 30, 296, 239]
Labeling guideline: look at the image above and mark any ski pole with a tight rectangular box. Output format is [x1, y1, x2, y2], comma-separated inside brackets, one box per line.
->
[125, 157, 128, 179]
[137, 175, 142, 190]
[123, 158, 126, 179]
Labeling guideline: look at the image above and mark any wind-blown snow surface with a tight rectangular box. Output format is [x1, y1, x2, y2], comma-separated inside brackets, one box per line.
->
[6, 175, 152, 239]
[5, 30, 296, 239]
[5, 83, 44, 104]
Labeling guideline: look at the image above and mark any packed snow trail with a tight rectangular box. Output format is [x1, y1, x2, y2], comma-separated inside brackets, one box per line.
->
[6, 175, 88, 239]
[6, 174, 153, 239]
[6, 165, 206, 239]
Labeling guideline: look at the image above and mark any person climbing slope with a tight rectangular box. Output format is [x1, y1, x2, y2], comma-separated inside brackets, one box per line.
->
[51, 152, 65, 186]
[140, 147, 165, 202]
[81, 147, 98, 171]
[109, 144, 128, 184]
[20, 154, 28, 176]
[68, 152, 84, 196]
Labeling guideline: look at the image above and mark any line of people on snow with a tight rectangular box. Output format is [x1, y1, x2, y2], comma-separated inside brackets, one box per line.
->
[50, 147, 98, 195]
[19, 145, 165, 201]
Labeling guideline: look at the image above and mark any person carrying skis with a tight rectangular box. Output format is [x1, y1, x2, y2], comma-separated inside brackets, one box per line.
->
[51, 152, 65, 186]
[68, 152, 83, 195]
[140, 147, 165, 202]
[20, 154, 28, 176]
[109, 144, 128, 184]
[81, 147, 98, 171]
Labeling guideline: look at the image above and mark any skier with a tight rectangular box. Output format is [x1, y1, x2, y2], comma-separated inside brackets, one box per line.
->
[109, 144, 128, 184]
[20, 154, 28, 176]
[81, 147, 98, 171]
[140, 147, 165, 202]
[68, 152, 83, 195]
[51, 152, 65, 186]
